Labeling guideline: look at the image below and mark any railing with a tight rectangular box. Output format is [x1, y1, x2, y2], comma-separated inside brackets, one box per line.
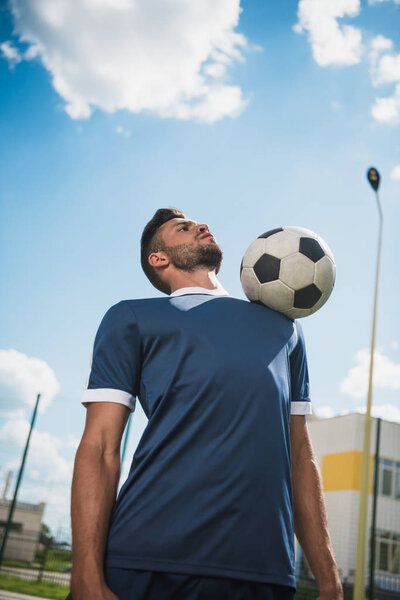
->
[0, 526, 71, 587]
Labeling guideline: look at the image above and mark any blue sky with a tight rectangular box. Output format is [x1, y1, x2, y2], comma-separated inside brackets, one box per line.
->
[0, 0, 399, 534]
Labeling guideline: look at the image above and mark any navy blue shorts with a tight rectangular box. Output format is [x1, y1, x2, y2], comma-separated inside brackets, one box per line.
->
[65, 567, 295, 599]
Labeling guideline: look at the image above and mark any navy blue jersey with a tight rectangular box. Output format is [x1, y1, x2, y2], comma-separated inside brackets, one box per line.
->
[82, 287, 312, 589]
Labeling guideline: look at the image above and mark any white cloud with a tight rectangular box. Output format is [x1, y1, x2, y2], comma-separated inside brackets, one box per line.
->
[0, 418, 73, 484]
[314, 403, 400, 423]
[340, 348, 400, 398]
[4, 0, 249, 124]
[372, 51, 400, 86]
[370, 403, 400, 422]
[390, 165, 400, 180]
[369, 35, 393, 86]
[0, 408, 27, 420]
[369, 35, 400, 124]
[116, 125, 131, 138]
[293, 4, 400, 128]
[19, 483, 72, 534]
[294, 0, 363, 66]
[314, 405, 336, 419]
[0, 40, 38, 64]
[159, 83, 246, 123]
[371, 82, 400, 124]
[352, 403, 400, 423]
[0, 349, 60, 413]
[0, 41, 22, 64]
[369, 0, 400, 4]
[203, 62, 227, 78]
[63, 433, 80, 450]
[0, 416, 78, 532]
[370, 34, 393, 54]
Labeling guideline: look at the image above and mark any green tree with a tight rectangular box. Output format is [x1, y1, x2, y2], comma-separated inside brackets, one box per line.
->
[39, 523, 52, 545]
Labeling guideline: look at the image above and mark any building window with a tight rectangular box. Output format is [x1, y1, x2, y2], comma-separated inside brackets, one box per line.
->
[395, 468, 400, 500]
[0, 521, 22, 532]
[375, 531, 400, 575]
[378, 458, 400, 500]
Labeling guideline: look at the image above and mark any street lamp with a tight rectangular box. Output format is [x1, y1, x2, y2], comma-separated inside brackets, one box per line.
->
[353, 168, 383, 600]
[0, 393, 41, 566]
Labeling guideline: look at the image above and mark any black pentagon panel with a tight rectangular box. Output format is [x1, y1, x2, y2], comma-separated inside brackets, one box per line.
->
[240, 257, 244, 275]
[253, 254, 280, 283]
[294, 284, 322, 309]
[299, 237, 325, 263]
[257, 227, 283, 239]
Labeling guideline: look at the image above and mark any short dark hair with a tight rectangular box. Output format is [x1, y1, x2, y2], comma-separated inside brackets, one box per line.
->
[140, 207, 186, 294]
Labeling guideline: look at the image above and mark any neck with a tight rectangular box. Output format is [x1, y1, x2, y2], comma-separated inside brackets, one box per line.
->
[169, 268, 221, 294]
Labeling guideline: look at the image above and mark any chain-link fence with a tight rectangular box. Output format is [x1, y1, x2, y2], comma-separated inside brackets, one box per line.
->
[300, 415, 400, 600]
[1, 414, 399, 600]
[296, 544, 399, 600]
[0, 526, 71, 586]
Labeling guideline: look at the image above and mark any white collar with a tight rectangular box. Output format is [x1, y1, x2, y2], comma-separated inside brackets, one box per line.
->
[170, 285, 231, 297]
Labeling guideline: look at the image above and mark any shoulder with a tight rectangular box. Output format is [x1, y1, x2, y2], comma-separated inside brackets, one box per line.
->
[233, 296, 296, 328]
[101, 297, 170, 320]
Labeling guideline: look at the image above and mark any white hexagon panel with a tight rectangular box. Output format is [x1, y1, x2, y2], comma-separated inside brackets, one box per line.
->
[283, 226, 318, 239]
[240, 267, 261, 302]
[308, 290, 331, 315]
[260, 280, 294, 312]
[316, 234, 335, 264]
[241, 239, 265, 269]
[314, 256, 336, 293]
[264, 230, 299, 259]
[280, 253, 315, 291]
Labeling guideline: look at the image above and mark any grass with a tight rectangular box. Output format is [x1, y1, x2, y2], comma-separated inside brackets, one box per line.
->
[2, 559, 40, 571]
[295, 583, 365, 600]
[3, 550, 72, 573]
[295, 585, 319, 599]
[0, 572, 69, 599]
[0, 574, 317, 600]
[35, 550, 72, 573]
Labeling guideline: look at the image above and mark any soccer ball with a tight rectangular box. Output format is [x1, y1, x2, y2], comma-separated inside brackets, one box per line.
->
[240, 226, 336, 319]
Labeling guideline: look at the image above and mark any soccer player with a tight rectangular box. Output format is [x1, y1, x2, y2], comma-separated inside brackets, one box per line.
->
[67, 208, 343, 600]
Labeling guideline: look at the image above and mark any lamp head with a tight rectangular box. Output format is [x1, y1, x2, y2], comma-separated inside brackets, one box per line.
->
[367, 167, 380, 191]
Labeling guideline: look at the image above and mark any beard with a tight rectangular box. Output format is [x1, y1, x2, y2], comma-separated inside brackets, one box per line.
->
[163, 240, 223, 274]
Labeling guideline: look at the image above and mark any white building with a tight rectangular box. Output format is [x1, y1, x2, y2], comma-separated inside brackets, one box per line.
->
[297, 413, 400, 591]
[0, 499, 45, 563]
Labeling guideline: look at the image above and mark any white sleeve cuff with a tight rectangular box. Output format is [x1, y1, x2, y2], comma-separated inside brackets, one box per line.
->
[290, 401, 312, 415]
[81, 388, 136, 412]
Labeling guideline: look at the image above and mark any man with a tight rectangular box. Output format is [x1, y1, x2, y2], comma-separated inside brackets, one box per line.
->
[67, 208, 343, 600]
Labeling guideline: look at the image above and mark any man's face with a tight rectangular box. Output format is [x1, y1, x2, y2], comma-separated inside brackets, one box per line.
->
[158, 217, 223, 273]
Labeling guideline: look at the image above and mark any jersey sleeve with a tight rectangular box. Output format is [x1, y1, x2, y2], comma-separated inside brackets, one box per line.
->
[81, 301, 141, 412]
[288, 320, 312, 415]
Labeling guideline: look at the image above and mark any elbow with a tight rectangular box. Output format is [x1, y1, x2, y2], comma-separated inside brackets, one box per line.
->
[74, 439, 121, 471]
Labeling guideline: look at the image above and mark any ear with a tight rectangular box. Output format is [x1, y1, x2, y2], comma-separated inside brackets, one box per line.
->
[148, 251, 170, 269]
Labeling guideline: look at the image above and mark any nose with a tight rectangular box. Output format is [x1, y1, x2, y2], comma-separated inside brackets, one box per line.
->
[197, 223, 210, 235]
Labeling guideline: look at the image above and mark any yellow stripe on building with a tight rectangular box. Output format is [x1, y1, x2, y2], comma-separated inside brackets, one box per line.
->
[321, 451, 374, 492]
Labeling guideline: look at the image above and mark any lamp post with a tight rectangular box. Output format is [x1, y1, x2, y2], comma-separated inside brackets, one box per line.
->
[353, 168, 383, 600]
[121, 413, 132, 466]
[0, 393, 41, 566]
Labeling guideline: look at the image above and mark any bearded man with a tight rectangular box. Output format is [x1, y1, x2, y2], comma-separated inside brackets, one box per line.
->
[66, 208, 342, 600]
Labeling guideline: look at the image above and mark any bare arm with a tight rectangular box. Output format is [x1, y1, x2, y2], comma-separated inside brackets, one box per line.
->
[70, 402, 130, 600]
[290, 415, 343, 600]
